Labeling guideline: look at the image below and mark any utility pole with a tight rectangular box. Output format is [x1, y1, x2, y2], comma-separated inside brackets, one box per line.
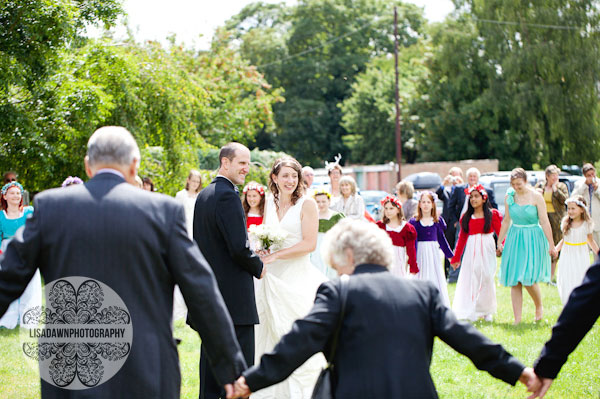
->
[394, 6, 402, 181]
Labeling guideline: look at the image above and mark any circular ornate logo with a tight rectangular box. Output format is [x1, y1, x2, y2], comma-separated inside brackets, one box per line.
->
[20, 276, 133, 390]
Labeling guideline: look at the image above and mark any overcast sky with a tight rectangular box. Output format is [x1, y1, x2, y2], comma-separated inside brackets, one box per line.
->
[93, 0, 454, 49]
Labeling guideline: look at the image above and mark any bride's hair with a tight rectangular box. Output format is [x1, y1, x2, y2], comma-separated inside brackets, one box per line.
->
[269, 157, 304, 208]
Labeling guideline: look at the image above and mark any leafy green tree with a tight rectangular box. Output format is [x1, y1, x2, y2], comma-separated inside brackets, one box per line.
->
[465, 0, 600, 166]
[412, 16, 536, 169]
[225, 0, 426, 166]
[340, 41, 430, 164]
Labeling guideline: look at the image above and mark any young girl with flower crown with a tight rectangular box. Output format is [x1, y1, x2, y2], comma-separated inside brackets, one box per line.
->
[409, 191, 453, 307]
[242, 181, 266, 230]
[556, 195, 599, 304]
[376, 196, 418, 277]
[450, 185, 502, 320]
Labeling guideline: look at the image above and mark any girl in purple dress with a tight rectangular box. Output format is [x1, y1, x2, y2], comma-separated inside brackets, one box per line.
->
[409, 191, 454, 307]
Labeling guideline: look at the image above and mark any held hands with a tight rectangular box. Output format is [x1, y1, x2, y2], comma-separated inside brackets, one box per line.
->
[518, 367, 554, 399]
[450, 262, 460, 270]
[496, 244, 504, 257]
[549, 247, 558, 259]
[226, 376, 251, 399]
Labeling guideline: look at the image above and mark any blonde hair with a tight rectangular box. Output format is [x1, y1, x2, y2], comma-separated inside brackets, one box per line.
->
[395, 180, 414, 198]
[339, 175, 357, 196]
[323, 218, 393, 270]
[562, 195, 592, 236]
[510, 168, 528, 183]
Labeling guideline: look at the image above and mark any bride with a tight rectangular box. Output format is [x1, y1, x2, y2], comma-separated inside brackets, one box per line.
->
[254, 157, 327, 399]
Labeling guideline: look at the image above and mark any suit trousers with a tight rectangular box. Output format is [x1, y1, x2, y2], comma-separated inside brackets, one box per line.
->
[200, 324, 254, 399]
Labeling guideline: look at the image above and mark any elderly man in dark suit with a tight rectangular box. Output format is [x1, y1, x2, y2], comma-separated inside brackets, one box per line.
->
[192, 142, 265, 399]
[528, 260, 600, 398]
[230, 218, 537, 399]
[0, 126, 245, 398]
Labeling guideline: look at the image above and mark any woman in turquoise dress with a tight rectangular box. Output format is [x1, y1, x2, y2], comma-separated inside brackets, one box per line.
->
[497, 169, 557, 324]
[0, 181, 41, 329]
[311, 190, 344, 278]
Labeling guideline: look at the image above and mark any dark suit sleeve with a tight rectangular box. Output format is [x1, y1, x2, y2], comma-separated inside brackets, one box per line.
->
[429, 284, 524, 385]
[167, 203, 247, 385]
[534, 261, 600, 379]
[216, 190, 263, 278]
[243, 281, 340, 392]
[447, 188, 460, 226]
[0, 199, 43, 316]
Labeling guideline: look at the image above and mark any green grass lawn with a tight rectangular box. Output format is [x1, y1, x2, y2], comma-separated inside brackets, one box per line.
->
[1, 277, 598, 398]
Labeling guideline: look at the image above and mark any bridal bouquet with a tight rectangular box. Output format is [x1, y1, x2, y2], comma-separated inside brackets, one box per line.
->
[248, 224, 288, 253]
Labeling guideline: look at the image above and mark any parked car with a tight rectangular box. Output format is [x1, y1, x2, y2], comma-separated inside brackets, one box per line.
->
[359, 190, 389, 221]
[404, 172, 442, 190]
[479, 171, 583, 215]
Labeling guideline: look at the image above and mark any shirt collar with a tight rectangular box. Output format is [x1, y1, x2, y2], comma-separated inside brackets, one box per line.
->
[96, 168, 125, 179]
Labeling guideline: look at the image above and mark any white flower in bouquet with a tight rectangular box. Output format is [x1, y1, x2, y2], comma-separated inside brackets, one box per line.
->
[248, 224, 288, 253]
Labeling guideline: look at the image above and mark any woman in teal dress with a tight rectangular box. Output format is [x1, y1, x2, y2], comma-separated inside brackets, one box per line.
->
[497, 169, 557, 324]
[0, 181, 41, 329]
[311, 190, 344, 278]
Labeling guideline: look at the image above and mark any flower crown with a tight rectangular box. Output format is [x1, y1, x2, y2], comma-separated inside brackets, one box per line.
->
[313, 189, 332, 199]
[243, 182, 265, 196]
[380, 195, 402, 208]
[464, 184, 488, 201]
[1, 181, 23, 196]
[565, 198, 586, 209]
[418, 190, 438, 202]
[61, 176, 83, 187]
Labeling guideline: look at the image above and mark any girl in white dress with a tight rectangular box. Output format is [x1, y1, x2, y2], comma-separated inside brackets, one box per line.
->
[450, 186, 502, 321]
[556, 196, 599, 305]
[254, 157, 327, 399]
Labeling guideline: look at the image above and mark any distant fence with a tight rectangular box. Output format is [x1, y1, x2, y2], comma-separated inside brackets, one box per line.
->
[314, 159, 499, 192]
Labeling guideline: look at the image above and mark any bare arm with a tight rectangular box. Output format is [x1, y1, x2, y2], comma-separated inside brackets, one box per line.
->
[262, 198, 318, 264]
[496, 197, 512, 252]
[555, 239, 563, 253]
[587, 234, 599, 254]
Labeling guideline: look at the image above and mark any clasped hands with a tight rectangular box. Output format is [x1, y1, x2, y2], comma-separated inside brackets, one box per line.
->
[224, 376, 251, 399]
[519, 367, 553, 398]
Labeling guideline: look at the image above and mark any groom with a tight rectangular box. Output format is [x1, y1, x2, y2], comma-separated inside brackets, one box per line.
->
[191, 142, 265, 399]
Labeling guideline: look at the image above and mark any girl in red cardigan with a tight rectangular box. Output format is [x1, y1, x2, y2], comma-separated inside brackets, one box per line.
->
[242, 181, 266, 230]
[450, 185, 502, 321]
[376, 195, 418, 276]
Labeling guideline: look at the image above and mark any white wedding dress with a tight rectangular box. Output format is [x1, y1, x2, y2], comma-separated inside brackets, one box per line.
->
[253, 195, 327, 399]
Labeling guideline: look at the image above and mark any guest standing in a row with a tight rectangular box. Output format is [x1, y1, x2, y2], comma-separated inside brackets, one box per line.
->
[447, 167, 497, 283]
[332, 176, 364, 219]
[409, 191, 453, 307]
[396, 180, 418, 220]
[175, 169, 203, 238]
[534, 165, 568, 282]
[572, 163, 600, 246]
[556, 196, 598, 305]
[242, 181, 266, 230]
[0, 181, 41, 329]
[310, 190, 344, 278]
[377, 196, 418, 277]
[451, 185, 502, 321]
[497, 168, 556, 324]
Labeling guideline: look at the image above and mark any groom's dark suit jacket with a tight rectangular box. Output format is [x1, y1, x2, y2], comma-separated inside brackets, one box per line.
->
[0, 172, 246, 399]
[192, 176, 263, 325]
[244, 264, 524, 398]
